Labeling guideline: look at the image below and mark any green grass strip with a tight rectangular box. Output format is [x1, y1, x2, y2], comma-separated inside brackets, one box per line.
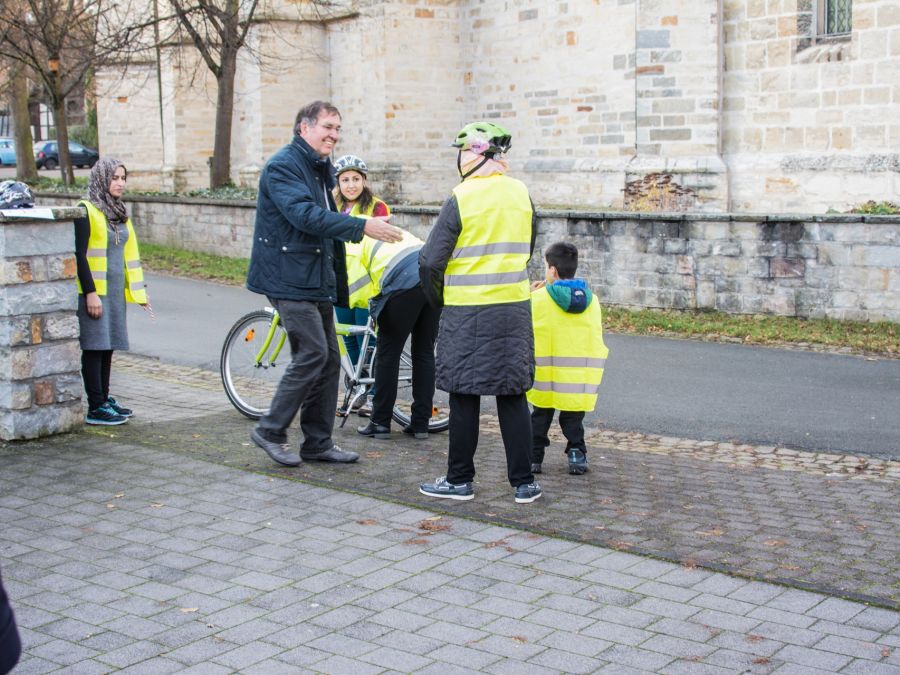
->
[138, 242, 899, 356]
[140, 243, 249, 285]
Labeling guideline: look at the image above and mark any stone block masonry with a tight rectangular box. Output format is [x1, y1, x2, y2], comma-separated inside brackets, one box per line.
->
[0, 207, 85, 439]
[38, 194, 900, 323]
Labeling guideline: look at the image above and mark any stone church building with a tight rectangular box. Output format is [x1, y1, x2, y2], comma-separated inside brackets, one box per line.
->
[96, 0, 898, 213]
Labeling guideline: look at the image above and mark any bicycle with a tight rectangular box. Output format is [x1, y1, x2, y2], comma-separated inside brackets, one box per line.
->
[220, 307, 450, 433]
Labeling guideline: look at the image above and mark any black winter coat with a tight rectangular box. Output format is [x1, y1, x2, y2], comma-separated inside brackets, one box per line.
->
[419, 192, 538, 395]
[0, 569, 21, 675]
[246, 136, 367, 306]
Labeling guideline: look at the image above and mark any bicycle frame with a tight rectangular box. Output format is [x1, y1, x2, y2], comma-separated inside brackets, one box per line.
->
[258, 308, 378, 427]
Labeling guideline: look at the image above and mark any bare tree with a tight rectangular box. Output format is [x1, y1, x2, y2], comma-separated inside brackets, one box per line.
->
[8, 62, 38, 180]
[166, 0, 261, 188]
[0, 0, 153, 185]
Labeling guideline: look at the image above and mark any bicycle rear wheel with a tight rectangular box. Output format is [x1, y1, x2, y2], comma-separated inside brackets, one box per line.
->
[221, 310, 285, 419]
[391, 348, 450, 433]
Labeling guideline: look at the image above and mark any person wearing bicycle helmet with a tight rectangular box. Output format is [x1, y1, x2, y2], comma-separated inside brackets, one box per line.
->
[333, 154, 390, 416]
[418, 121, 542, 504]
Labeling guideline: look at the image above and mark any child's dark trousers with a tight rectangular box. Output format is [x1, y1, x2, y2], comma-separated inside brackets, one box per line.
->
[530, 406, 586, 464]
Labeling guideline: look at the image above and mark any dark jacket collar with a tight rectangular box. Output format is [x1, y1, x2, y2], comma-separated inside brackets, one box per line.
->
[292, 135, 336, 187]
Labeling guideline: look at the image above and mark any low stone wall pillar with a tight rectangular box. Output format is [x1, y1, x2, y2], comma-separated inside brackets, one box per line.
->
[0, 207, 85, 439]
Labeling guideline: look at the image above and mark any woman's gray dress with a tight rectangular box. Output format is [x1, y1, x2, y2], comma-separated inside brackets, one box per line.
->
[78, 221, 130, 351]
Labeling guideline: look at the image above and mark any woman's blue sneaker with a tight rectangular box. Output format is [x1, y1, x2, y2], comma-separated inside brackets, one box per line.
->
[86, 405, 127, 426]
[106, 397, 133, 418]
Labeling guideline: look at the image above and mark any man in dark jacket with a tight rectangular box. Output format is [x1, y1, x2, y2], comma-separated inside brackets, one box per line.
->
[418, 122, 542, 504]
[246, 100, 402, 466]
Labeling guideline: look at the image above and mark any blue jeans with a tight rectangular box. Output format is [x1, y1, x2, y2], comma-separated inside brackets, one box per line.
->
[334, 306, 376, 397]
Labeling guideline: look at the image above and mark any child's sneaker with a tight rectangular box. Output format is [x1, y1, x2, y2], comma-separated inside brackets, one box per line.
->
[419, 476, 474, 501]
[86, 404, 127, 426]
[515, 482, 543, 503]
[106, 397, 133, 418]
[568, 449, 588, 475]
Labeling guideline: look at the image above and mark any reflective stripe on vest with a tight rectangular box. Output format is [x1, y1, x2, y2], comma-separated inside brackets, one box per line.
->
[357, 231, 423, 301]
[345, 199, 390, 308]
[526, 287, 609, 412]
[77, 200, 148, 304]
[444, 174, 532, 306]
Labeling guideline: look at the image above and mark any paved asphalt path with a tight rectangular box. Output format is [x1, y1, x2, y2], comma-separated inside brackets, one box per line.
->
[129, 273, 900, 460]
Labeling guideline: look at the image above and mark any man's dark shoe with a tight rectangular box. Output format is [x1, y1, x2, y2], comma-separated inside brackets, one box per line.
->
[419, 476, 474, 501]
[301, 445, 359, 463]
[568, 449, 588, 475]
[515, 482, 543, 504]
[250, 428, 300, 467]
[357, 421, 391, 439]
[86, 404, 127, 426]
[403, 427, 429, 440]
[530, 462, 542, 474]
[106, 396, 133, 418]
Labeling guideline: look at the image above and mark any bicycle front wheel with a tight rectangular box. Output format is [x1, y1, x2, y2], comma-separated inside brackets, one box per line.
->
[391, 348, 450, 433]
[221, 310, 285, 419]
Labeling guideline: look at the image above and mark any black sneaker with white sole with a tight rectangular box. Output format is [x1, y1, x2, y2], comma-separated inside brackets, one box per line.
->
[514, 482, 543, 504]
[419, 476, 474, 501]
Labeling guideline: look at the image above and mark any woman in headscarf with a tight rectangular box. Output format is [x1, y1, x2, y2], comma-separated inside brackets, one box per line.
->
[74, 158, 149, 425]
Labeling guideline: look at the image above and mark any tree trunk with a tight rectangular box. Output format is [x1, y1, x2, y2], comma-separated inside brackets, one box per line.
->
[50, 73, 75, 186]
[10, 66, 37, 181]
[210, 48, 237, 188]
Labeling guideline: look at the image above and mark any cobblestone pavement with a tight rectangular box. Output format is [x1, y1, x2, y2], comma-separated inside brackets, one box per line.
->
[3, 436, 900, 674]
[102, 354, 900, 610]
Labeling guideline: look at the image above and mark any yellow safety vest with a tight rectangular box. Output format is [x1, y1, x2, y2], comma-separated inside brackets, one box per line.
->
[77, 200, 148, 304]
[526, 286, 609, 411]
[444, 174, 532, 306]
[344, 199, 393, 308]
[347, 230, 423, 309]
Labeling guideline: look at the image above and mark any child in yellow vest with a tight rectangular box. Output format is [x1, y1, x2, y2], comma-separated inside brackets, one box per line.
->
[527, 242, 609, 475]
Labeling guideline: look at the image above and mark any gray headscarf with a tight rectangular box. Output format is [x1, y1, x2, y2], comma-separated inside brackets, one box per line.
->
[86, 157, 128, 226]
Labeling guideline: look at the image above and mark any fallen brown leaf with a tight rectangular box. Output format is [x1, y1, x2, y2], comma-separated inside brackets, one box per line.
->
[365, 451, 383, 459]
[403, 538, 429, 545]
[882, 648, 892, 658]
[752, 657, 770, 665]
[356, 519, 378, 526]
[746, 634, 763, 643]
[763, 539, 786, 547]
[697, 527, 725, 537]
[511, 636, 528, 644]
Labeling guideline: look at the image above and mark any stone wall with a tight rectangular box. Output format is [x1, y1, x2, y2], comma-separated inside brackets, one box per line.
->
[93, 0, 900, 213]
[0, 208, 84, 439]
[722, 0, 900, 212]
[39, 194, 900, 322]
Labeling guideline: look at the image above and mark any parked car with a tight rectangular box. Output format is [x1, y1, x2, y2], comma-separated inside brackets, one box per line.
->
[0, 138, 16, 166]
[34, 141, 99, 170]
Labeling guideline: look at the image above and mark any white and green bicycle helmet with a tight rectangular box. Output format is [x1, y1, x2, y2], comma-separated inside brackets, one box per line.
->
[334, 155, 368, 177]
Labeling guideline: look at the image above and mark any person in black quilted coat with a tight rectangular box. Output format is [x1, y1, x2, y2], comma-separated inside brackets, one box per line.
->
[418, 121, 543, 505]
[0, 568, 21, 675]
